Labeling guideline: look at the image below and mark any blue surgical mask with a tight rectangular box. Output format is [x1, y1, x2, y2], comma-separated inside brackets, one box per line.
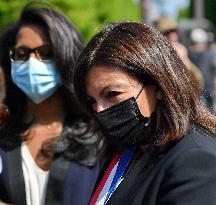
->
[11, 57, 61, 104]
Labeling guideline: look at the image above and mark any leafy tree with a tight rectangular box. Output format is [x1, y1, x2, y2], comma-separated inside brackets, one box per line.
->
[0, 0, 29, 31]
[0, 0, 140, 41]
[205, 0, 216, 34]
[189, 0, 216, 35]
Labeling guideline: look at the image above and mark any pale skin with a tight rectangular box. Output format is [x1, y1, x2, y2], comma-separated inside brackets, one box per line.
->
[85, 65, 161, 117]
[15, 24, 64, 171]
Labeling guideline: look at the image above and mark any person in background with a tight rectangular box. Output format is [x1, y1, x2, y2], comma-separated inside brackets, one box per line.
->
[73, 22, 216, 205]
[210, 41, 216, 111]
[153, 16, 179, 42]
[171, 41, 204, 92]
[154, 16, 205, 95]
[188, 28, 216, 109]
[0, 3, 104, 205]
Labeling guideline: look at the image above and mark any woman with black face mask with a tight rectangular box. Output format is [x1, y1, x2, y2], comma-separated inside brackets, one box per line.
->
[73, 22, 216, 205]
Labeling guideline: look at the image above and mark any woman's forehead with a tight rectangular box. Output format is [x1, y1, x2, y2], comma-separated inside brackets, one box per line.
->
[86, 65, 140, 85]
[16, 24, 49, 46]
[84, 65, 143, 97]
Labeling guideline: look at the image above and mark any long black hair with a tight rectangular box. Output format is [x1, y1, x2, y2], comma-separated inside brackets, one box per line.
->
[0, 2, 104, 165]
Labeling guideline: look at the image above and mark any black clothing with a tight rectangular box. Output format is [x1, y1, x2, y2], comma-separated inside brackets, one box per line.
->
[107, 126, 216, 205]
[188, 48, 216, 108]
[0, 146, 105, 205]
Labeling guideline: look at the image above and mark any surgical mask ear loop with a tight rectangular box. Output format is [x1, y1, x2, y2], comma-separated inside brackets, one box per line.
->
[135, 85, 144, 100]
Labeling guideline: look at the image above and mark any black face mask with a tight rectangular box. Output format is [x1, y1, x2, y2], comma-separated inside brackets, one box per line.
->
[95, 97, 158, 145]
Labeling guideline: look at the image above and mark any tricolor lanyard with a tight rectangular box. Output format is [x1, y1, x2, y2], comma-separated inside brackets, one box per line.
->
[89, 146, 136, 205]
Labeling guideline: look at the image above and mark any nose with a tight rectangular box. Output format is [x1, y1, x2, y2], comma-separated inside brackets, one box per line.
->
[94, 101, 109, 113]
[94, 104, 105, 113]
[29, 52, 38, 59]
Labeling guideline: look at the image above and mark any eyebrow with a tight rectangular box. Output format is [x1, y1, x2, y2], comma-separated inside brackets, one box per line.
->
[100, 83, 130, 95]
[15, 44, 51, 49]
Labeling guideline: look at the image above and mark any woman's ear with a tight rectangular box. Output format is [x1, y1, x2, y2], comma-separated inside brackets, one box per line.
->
[156, 90, 162, 100]
[153, 85, 162, 100]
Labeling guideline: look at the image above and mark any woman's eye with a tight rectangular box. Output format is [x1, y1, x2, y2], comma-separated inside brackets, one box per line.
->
[107, 91, 121, 98]
[17, 51, 26, 58]
[15, 50, 26, 59]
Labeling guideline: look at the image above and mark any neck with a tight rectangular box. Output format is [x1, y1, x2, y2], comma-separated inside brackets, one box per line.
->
[23, 92, 65, 125]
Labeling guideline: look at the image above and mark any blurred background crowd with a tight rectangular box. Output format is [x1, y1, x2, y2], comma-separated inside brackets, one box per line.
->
[0, 0, 216, 111]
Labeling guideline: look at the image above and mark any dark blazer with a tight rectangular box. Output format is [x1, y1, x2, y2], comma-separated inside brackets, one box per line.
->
[0, 146, 105, 205]
[106, 126, 216, 205]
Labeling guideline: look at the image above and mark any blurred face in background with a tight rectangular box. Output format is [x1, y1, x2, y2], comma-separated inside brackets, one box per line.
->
[163, 29, 178, 42]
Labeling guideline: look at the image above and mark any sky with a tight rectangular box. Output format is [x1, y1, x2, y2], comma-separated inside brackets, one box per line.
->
[152, 0, 190, 19]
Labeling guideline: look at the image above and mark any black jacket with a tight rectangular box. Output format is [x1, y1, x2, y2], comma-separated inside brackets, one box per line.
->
[107, 126, 216, 205]
[0, 147, 105, 205]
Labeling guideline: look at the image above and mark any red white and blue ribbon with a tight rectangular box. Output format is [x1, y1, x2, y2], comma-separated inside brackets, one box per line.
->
[89, 146, 136, 205]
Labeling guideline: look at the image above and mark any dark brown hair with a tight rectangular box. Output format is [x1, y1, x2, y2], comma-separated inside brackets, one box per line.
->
[74, 22, 216, 144]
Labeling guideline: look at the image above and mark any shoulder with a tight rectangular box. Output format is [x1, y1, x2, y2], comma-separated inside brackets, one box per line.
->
[0, 147, 11, 202]
[156, 127, 216, 204]
[65, 155, 107, 185]
[62, 158, 106, 205]
[163, 126, 216, 165]
[0, 146, 19, 176]
[155, 125, 216, 180]
[0, 147, 6, 155]
[156, 126, 216, 164]
[173, 125, 216, 154]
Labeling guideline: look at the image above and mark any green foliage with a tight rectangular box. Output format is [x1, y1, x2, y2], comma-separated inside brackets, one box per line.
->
[0, 0, 29, 31]
[0, 0, 140, 41]
[54, 0, 141, 41]
[205, 0, 216, 35]
[178, 7, 190, 19]
[188, 0, 193, 18]
[189, 0, 216, 36]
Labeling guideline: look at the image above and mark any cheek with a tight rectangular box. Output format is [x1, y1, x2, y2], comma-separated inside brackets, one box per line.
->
[137, 88, 157, 117]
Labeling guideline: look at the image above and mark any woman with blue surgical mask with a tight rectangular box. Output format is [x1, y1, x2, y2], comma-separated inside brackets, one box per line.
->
[10, 45, 61, 104]
[0, 2, 104, 205]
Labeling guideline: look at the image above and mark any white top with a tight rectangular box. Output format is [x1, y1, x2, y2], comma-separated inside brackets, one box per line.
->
[21, 143, 49, 205]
